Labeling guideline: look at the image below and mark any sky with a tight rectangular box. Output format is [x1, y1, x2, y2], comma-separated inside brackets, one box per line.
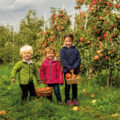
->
[0, 0, 77, 31]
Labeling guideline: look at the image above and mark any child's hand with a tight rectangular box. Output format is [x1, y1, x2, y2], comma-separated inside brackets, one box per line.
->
[37, 81, 41, 84]
[41, 81, 45, 84]
[37, 81, 45, 84]
[70, 69, 74, 73]
[12, 79, 16, 83]
[70, 69, 75, 78]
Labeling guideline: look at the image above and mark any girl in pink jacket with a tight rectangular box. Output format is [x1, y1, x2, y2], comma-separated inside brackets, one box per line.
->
[40, 47, 63, 102]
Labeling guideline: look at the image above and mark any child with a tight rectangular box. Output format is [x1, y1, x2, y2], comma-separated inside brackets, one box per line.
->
[60, 34, 81, 105]
[40, 47, 63, 103]
[11, 45, 40, 104]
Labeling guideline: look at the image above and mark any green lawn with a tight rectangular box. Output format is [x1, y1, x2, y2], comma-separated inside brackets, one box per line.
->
[0, 65, 120, 120]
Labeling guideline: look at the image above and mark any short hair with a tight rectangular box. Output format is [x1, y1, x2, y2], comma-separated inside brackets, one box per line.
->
[20, 45, 33, 56]
[45, 46, 55, 56]
[64, 34, 74, 41]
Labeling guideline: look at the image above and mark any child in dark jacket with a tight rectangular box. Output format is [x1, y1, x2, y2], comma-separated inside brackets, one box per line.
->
[40, 47, 63, 102]
[60, 34, 81, 105]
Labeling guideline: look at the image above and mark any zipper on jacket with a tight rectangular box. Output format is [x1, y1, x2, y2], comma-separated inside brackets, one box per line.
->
[49, 62, 52, 82]
[29, 64, 30, 82]
[56, 64, 59, 82]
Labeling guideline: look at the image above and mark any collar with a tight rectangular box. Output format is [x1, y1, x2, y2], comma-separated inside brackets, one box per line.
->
[44, 58, 58, 63]
[23, 59, 33, 64]
[63, 45, 75, 49]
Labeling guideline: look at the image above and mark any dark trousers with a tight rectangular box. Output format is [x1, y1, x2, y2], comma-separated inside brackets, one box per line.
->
[65, 79, 77, 103]
[20, 81, 36, 101]
[47, 84, 62, 102]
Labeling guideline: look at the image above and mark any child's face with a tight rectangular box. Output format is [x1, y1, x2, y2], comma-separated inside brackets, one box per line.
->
[64, 37, 73, 48]
[46, 51, 55, 60]
[22, 51, 32, 61]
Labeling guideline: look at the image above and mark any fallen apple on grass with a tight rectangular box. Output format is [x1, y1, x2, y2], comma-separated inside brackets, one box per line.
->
[72, 106, 79, 111]
[0, 110, 6, 115]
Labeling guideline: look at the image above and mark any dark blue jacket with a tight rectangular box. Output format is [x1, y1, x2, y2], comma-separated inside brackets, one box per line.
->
[60, 46, 81, 74]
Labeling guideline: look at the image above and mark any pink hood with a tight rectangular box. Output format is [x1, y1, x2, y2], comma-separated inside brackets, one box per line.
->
[40, 59, 64, 84]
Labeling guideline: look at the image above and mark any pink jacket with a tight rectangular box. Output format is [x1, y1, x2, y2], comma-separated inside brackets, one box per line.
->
[40, 59, 64, 84]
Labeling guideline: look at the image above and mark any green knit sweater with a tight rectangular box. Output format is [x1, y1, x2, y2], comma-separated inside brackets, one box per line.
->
[11, 60, 40, 84]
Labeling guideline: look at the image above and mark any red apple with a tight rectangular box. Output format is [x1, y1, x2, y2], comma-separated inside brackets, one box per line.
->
[116, 4, 120, 8]
[111, 24, 114, 28]
[113, 33, 116, 37]
[93, 26, 96, 30]
[97, 50, 102, 54]
[96, 30, 100, 34]
[103, 33, 107, 39]
[66, 73, 72, 79]
[99, 17, 103, 20]
[94, 55, 99, 61]
[108, 3, 113, 7]
[75, 5, 79, 9]
[80, 37, 84, 42]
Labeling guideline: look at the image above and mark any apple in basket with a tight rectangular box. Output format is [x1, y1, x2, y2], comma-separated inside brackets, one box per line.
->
[75, 75, 79, 78]
[66, 73, 72, 79]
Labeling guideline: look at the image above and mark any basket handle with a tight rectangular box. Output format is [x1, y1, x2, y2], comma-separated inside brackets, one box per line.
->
[35, 82, 48, 88]
[70, 69, 76, 78]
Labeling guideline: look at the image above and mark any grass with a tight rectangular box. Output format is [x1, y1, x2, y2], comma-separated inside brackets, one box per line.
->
[0, 65, 120, 120]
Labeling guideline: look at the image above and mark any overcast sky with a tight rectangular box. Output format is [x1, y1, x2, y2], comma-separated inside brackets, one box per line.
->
[0, 0, 77, 31]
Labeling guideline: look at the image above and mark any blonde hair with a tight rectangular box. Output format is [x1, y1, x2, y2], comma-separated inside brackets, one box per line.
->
[44, 46, 55, 56]
[20, 45, 33, 56]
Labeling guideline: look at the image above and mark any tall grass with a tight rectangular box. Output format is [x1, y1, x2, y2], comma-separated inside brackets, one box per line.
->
[0, 65, 120, 120]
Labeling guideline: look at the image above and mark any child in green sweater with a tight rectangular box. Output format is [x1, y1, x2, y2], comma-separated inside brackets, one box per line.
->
[11, 45, 40, 104]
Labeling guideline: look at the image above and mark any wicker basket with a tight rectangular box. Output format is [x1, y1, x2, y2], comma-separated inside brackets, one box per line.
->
[36, 84, 53, 98]
[66, 69, 80, 85]
[66, 75, 80, 85]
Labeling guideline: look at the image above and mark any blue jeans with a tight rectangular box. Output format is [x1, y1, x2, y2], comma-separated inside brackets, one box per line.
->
[47, 84, 62, 102]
